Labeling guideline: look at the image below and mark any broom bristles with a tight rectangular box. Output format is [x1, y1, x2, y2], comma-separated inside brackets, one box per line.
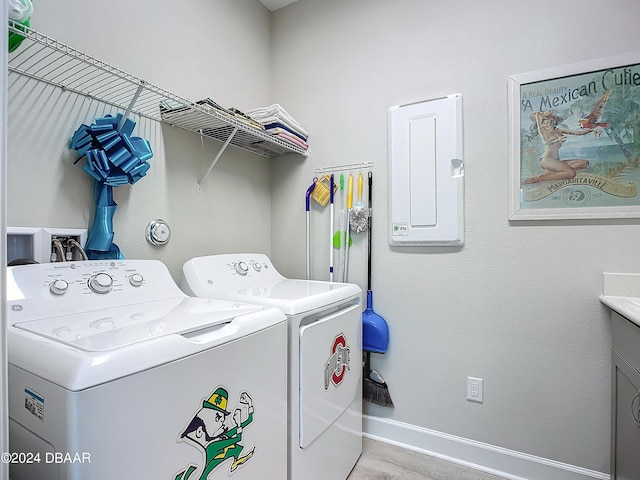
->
[363, 369, 394, 407]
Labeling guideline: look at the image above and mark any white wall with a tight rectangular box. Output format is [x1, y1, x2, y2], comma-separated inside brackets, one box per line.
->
[7, 0, 275, 279]
[1, 0, 9, 478]
[269, 0, 640, 475]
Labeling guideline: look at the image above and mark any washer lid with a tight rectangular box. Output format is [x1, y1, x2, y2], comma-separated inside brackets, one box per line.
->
[12, 296, 264, 352]
[203, 279, 361, 315]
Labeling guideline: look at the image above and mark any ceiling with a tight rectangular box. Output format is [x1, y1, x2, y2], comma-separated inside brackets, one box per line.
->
[258, 0, 299, 11]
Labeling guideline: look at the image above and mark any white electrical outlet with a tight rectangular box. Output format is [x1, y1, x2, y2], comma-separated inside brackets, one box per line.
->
[467, 376, 483, 403]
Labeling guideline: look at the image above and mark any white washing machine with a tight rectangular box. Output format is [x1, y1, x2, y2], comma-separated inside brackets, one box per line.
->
[6, 259, 288, 480]
[181, 254, 362, 480]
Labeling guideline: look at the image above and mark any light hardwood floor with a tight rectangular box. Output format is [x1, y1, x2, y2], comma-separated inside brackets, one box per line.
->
[348, 438, 508, 480]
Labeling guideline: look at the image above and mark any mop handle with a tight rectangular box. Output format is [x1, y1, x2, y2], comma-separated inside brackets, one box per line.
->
[329, 174, 335, 282]
[305, 181, 316, 212]
[339, 175, 346, 282]
[345, 174, 353, 282]
[367, 172, 372, 291]
[305, 181, 316, 281]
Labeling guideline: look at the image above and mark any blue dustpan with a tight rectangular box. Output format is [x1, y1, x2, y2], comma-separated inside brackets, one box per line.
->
[363, 290, 389, 353]
[362, 171, 389, 353]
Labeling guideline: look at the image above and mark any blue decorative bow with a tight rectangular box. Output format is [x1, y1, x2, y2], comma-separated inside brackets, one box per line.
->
[70, 114, 152, 259]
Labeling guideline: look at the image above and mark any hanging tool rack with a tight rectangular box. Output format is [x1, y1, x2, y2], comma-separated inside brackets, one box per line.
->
[314, 161, 374, 175]
[7, 23, 308, 187]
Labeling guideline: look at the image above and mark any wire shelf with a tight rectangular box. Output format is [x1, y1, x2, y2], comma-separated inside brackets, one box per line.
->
[7, 22, 309, 160]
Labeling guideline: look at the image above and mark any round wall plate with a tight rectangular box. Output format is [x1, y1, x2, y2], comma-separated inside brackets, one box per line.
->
[145, 219, 171, 246]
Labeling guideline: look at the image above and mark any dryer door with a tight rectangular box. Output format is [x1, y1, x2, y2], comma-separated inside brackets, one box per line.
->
[299, 303, 362, 448]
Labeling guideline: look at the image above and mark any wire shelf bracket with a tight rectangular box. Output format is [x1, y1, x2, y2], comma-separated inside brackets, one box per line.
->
[198, 127, 239, 190]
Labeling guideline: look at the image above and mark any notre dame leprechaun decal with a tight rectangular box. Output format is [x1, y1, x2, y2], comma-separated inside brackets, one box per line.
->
[174, 387, 256, 479]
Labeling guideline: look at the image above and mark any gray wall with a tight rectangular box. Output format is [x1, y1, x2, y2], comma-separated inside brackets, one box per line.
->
[268, 0, 640, 474]
[7, 0, 275, 278]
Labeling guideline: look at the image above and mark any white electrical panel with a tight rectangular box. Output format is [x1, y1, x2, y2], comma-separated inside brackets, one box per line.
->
[388, 94, 464, 246]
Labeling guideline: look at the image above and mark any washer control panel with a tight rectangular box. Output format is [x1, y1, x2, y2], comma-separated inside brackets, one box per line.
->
[7, 260, 185, 321]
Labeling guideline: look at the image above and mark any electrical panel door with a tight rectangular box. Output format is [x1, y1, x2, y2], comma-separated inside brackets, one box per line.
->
[388, 94, 464, 246]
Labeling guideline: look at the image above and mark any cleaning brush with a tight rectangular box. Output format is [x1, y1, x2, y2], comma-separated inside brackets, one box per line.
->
[350, 172, 368, 233]
[310, 175, 337, 207]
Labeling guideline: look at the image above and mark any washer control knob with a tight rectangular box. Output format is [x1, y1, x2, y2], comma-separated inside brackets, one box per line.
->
[88, 273, 113, 294]
[252, 262, 262, 272]
[49, 279, 69, 295]
[129, 273, 144, 287]
[234, 262, 249, 276]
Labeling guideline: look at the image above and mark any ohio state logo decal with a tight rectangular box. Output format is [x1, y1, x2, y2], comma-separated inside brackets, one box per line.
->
[324, 333, 351, 390]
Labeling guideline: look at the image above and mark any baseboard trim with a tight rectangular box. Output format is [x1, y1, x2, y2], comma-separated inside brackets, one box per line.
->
[363, 415, 609, 480]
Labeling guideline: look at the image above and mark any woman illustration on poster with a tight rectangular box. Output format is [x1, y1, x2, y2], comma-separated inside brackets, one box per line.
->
[521, 110, 598, 185]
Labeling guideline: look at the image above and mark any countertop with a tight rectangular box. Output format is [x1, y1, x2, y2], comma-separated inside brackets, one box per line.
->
[600, 272, 640, 328]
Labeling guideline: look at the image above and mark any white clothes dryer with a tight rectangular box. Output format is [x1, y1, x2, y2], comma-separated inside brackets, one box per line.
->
[181, 254, 362, 480]
[6, 259, 288, 480]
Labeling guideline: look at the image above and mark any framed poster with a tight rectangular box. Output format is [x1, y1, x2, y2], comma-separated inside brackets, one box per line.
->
[508, 52, 640, 220]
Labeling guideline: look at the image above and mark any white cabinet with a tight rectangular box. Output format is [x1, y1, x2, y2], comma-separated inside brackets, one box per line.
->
[611, 311, 640, 480]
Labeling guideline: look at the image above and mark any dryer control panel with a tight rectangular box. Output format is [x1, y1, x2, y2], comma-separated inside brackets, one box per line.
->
[186, 254, 285, 283]
[230, 256, 276, 278]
